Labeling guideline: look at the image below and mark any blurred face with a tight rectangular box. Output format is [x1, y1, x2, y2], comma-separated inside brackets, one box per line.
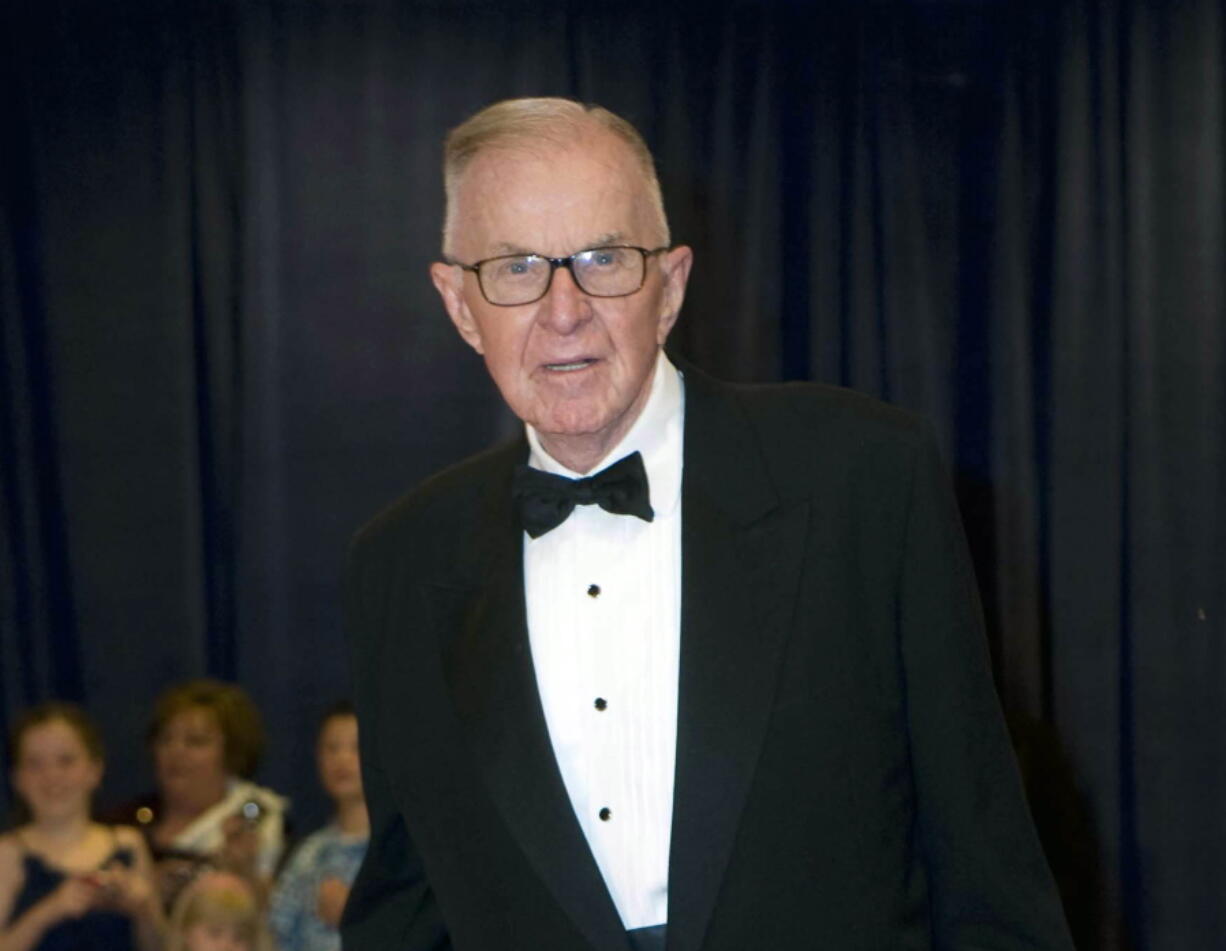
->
[432, 129, 692, 472]
[154, 706, 228, 806]
[11, 719, 102, 822]
[182, 921, 250, 951]
[317, 714, 363, 805]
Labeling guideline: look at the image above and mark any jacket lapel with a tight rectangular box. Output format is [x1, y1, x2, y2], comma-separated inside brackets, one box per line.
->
[428, 443, 629, 951]
[666, 368, 810, 951]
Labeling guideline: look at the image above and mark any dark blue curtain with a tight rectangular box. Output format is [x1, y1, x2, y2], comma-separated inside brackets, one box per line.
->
[2, 2, 1222, 948]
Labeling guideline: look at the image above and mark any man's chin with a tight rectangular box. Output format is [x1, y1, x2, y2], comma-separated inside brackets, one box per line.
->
[533, 410, 618, 444]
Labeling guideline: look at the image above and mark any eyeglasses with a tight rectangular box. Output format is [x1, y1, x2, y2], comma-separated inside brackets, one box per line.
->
[449, 245, 669, 307]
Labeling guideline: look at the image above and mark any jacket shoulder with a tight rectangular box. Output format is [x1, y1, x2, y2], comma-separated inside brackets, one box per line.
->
[696, 371, 934, 478]
[347, 436, 523, 565]
[733, 378, 927, 442]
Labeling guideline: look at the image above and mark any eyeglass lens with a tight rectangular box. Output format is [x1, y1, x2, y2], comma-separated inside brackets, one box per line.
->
[478, 247, 646, 305]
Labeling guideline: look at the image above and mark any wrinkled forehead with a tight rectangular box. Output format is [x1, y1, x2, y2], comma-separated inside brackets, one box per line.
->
[451, 134, 658, 257]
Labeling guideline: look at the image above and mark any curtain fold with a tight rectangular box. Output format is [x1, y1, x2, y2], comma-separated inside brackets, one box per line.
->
[1, 30, 84, 711]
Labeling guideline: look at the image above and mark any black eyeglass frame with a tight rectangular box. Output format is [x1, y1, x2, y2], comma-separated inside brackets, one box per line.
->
[447, 245, 671, 307]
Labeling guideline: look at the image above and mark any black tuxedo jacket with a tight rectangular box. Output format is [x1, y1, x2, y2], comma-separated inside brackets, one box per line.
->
[341, 363, 1073, 950]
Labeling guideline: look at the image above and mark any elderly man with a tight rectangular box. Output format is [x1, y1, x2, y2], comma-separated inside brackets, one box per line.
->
[342, 98, 1073, 951]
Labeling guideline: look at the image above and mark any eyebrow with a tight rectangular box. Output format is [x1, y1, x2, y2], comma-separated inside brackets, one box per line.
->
[489, 232, 625, 257]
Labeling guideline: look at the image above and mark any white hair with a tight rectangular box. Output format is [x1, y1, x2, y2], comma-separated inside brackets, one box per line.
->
[440, 97, 670, 256]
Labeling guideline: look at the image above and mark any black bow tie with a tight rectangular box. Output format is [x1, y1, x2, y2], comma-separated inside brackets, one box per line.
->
[512, 451, 655, 539]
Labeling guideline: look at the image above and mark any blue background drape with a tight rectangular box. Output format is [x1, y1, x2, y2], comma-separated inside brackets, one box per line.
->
[3, 2, 1222, 948]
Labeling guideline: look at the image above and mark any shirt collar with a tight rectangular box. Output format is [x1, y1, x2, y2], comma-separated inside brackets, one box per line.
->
[525, 350, 685, 518]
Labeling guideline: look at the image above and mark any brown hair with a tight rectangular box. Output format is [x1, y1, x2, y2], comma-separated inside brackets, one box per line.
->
[9, 701, 105, 763]
[441, 97, 670, 255]
[148, 679, 265, 778]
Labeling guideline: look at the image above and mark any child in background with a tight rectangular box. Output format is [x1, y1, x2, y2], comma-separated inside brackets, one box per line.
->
[168, 870, 268, 951]
[0, 702, 163, 951]
[267, 703, 368, 951]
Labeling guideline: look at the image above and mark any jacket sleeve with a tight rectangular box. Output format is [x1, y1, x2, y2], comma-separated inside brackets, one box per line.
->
[340, 540, 452, 951]
[898, 425, 1075, 950]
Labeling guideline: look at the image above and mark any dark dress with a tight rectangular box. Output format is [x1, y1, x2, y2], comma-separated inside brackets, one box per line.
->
[6, 834, 136, 951]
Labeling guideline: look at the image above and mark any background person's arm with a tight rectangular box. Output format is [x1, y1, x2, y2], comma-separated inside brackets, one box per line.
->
[103, 828, 164, 951]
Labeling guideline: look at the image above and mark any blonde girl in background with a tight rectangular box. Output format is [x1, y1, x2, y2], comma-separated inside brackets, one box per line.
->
[167, 871, 269, 951]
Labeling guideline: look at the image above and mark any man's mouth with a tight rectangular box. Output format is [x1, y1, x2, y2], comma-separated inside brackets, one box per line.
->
[543, 359, 596, 372]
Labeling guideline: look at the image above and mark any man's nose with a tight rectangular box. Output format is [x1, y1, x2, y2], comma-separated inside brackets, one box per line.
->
[537, 264, 590, 333]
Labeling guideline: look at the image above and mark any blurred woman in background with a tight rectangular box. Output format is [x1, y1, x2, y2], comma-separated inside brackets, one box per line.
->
[107, 680, 287, 911]
[0, 703, 163, 951]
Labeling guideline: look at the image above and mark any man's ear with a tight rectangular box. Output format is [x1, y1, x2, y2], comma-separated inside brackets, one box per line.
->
[655, 244, 694, 344]
[429, 261, 484, 355]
